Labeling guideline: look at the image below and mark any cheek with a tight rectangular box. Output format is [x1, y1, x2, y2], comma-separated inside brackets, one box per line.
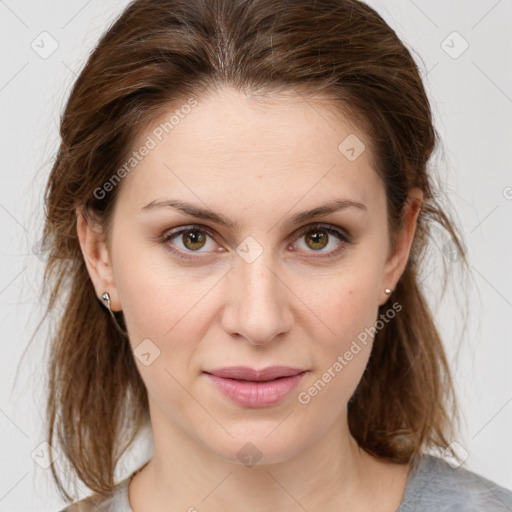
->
[111, 248, 221, 392]
[302, 263, 382, 349]
[112, 255, 206, 416]
[295, 264, 382, 403]
[112, 242, 209, 340]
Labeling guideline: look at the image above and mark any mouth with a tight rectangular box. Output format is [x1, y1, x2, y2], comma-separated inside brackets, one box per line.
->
[203, 366, 308, 408]
[204, 365, 307, 381]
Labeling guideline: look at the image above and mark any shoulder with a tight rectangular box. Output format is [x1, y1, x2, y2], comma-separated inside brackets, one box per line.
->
[57, 477, 132, 512]
[398, 453, 512, 511]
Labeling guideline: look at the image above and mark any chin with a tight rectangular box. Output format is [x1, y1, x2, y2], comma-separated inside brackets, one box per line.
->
[198, 424, 308, 468]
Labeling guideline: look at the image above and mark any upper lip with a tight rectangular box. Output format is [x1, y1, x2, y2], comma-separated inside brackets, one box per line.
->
[204, 366, 307, 381]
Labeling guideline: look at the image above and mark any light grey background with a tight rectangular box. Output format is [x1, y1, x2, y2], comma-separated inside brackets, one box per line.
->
[1, 1, 511, 510]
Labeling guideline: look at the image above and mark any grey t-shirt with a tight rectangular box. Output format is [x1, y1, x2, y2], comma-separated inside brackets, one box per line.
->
[60, 454, 512, 511]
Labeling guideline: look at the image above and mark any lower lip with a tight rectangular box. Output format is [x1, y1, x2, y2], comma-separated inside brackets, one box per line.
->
[205, 372, 307, 408]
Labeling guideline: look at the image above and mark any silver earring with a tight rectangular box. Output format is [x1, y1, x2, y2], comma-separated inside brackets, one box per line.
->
[384, 288, 392, 295]
[101, 292, 128, 336]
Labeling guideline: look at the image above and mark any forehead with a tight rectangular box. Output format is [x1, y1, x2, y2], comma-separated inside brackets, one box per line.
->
[116, 86, 384, 217]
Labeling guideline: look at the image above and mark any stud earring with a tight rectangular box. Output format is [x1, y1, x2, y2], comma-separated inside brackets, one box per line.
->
[384, 288, 392, 295]
[101, 292, 128, 337]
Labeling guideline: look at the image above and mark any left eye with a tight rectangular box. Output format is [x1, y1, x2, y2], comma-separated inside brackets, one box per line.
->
[292, 224, 349, 255]
[161, 223, 350, 260]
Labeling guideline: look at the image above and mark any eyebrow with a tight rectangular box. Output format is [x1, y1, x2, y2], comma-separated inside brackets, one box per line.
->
[140, 198, 367, 229]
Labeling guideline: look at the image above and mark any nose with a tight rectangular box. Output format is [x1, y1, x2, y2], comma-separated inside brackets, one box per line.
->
[220, 252, 294, 346]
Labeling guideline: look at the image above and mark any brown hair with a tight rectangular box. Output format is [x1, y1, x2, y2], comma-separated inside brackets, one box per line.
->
[38, 0, 468, 501]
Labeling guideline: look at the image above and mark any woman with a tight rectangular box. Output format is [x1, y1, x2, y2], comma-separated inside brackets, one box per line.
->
[38, 0, 512, 510]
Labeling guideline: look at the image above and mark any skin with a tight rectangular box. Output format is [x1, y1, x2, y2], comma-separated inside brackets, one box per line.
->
[77, 85, 423, 511]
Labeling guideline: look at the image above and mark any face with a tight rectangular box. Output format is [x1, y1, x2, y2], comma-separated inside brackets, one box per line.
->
[79, 85, 421, 466]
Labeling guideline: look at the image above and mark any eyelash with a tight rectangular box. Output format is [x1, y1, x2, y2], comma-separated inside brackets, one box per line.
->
[159, 223, 353, 261]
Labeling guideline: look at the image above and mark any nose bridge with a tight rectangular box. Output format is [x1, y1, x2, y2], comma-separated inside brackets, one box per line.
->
[222, 241, 293, 345]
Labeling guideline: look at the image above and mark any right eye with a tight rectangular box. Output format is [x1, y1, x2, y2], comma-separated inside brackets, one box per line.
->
[161, 225, 221, 260]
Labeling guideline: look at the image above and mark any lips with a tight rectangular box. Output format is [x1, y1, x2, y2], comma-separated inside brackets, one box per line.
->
[204, 366, 306, 382]
[204, 366, 308, 407]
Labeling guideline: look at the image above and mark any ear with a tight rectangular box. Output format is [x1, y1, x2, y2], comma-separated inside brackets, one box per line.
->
[75, 206, 122, 311]
[380, 187, 423, 305]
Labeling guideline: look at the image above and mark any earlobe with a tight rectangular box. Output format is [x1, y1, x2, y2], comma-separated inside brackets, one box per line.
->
[381, 188, 423, 302]
[75, 206, 121, 311]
